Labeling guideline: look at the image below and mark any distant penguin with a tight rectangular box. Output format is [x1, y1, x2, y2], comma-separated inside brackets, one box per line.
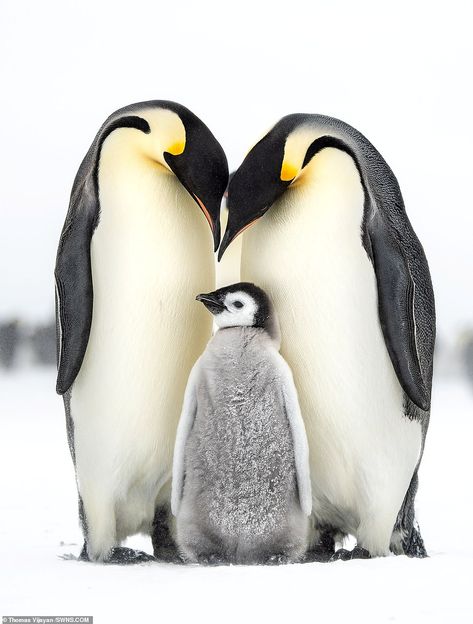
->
[55, 101, 228, 563]
[219, 114, 435, 560]
[171, 283, 312, 564]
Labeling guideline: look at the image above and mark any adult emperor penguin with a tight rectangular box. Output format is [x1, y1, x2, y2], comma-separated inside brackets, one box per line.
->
[219, 114, 435, 560]
[171, 283, 311, 564]
[55, 101, 228, 563]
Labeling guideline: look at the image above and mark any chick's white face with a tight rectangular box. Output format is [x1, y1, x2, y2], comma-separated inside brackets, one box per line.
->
[214, 291, 259, 329]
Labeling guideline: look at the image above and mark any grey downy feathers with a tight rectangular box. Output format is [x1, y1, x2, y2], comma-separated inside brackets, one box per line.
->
[171, 282, 312, 565]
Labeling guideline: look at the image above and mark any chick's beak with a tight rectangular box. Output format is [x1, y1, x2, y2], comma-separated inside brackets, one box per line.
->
[196, 293, 225, 313]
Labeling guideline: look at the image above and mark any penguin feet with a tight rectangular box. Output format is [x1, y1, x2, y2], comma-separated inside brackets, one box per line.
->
[78, 543, 156, 564]
[330, 546, 371, 562]
[303, 529, 338, 563]
[107, 547, 156, 564]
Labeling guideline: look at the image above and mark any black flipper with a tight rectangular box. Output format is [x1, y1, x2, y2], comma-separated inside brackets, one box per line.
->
[367, 210, 430, 411]
[55, 180, 97, 395]
[54, 113, 151, 395]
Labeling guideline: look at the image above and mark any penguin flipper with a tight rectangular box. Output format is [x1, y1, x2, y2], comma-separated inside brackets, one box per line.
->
[55, 180, 98, 396]
[54, 111, 155, 396]
[276, 355, 312, 516]
[171, 359, 201, 516]
[368, 210, 430, 411]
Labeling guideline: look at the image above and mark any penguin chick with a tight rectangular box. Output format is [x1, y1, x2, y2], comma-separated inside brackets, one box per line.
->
[171, 283, 312, 565]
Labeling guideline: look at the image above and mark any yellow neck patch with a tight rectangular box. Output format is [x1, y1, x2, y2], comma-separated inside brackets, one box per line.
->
[166, 140, 185, 156]
[280, 161, 299, 182]
[280, 125, 322, 183]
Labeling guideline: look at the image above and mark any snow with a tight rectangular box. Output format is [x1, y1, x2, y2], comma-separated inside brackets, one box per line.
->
[1, 368, 472, 623]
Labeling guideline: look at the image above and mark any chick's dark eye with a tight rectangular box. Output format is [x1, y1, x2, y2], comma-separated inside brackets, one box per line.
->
[233, 301, 244, 309]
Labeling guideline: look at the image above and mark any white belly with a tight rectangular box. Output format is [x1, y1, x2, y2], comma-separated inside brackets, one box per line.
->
[71, 160, 214, 542]
[241, 149, 421, 552]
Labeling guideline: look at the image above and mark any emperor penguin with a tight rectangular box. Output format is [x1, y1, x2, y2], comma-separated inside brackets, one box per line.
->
[219, 114, 435, 560]
[55, 101, 228, 563]
[171, 283, 312, 565]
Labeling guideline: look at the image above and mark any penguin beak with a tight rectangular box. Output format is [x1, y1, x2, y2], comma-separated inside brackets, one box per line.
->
[163, 135, 228, 253]
[218, 138, 290, 261]
[164, 152, 224, 251]
[196, 293, 226, 314]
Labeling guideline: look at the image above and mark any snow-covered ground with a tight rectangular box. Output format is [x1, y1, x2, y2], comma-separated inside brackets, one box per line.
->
[1, 368, 472, 623]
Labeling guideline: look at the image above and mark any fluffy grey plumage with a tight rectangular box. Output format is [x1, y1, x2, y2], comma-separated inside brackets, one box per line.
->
[172, 284, 311, 565]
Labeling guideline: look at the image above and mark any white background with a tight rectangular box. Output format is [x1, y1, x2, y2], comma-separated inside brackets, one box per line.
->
[1, 1, 472, 622]
[1, 0, 472, 337]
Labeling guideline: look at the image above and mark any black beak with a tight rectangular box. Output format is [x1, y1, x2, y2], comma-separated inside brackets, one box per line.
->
[217, 126, 292, 261]
[196, 293, 226, 313]
[164, 152, 224, 252]
[217, 228, 235, 262]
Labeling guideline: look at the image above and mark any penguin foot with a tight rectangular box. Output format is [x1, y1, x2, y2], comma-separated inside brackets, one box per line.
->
[302, 529, 338, 563]
[78, 543, 156, 564]
[330, 546, 371, 562]
[107, 547, 156, 564]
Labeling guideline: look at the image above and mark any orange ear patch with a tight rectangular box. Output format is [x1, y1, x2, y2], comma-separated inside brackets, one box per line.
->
[167, 141, 185, 155]
[280, 161, 299, 181]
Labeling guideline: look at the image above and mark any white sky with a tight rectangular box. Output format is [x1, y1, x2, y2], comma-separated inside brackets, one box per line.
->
[0, 0, 472, 338]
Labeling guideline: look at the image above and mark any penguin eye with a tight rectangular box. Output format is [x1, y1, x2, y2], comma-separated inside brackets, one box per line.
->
[233, 301, 244, 309]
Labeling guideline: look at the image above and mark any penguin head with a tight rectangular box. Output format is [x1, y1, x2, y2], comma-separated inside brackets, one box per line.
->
[100, 101, 228, 251]
[217, 123, 292, 260]
[196, 282, 279, 339]
[218, 114, 355, 259]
